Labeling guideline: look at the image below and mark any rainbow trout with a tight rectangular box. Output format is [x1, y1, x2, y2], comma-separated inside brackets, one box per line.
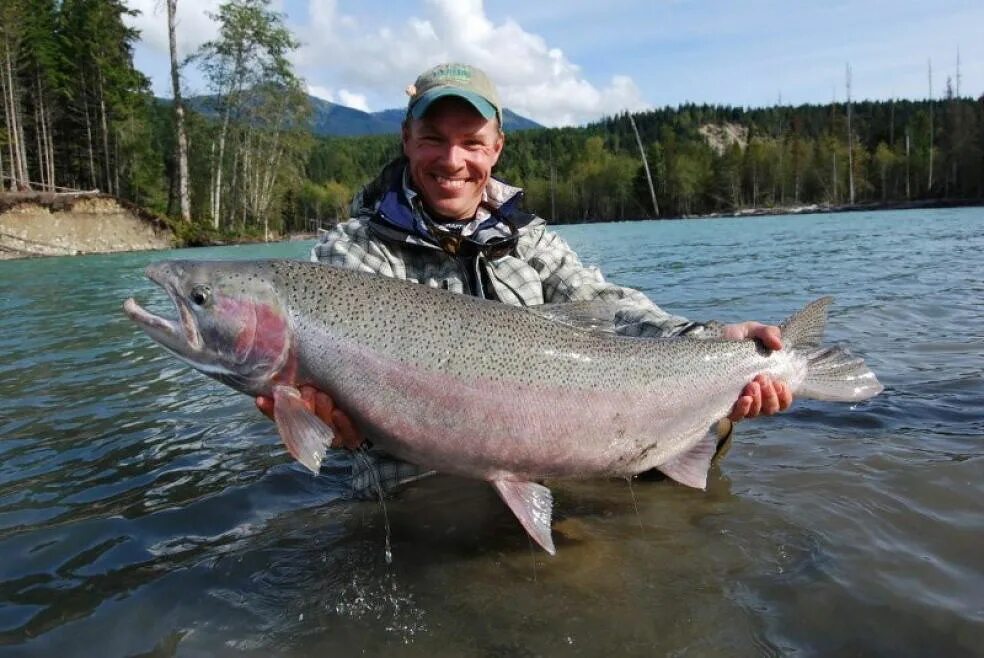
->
[123, 260, 883, 554]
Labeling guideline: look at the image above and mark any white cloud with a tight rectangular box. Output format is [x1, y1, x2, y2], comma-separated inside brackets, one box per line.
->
[124, 0, 224, 58]
[304, 84, 370, 112]
[337, 90, 370, 112]
[306, 83, 335, 102]
[294, 0, 646, 126]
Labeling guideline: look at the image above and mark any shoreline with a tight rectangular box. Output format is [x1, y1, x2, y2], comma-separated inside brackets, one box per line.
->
[280, 198, 983, 239]
[0, 192, 172, 260]
[2, 194, 980, 259]
[691, 197, 984, 221]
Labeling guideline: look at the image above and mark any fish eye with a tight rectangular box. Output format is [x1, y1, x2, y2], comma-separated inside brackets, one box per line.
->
[190, 285, 212, 306]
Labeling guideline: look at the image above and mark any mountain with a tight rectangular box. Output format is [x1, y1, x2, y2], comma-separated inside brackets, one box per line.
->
[501, 109, 543, 131]
[305, 96, 543, 135]
[176, 93, 543, 137]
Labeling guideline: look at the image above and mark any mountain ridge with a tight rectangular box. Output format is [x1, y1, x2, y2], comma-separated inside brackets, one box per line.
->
[168, 93, 543, 137]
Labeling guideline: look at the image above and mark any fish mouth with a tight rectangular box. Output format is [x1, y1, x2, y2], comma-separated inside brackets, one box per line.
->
[123, 263, 204, 356]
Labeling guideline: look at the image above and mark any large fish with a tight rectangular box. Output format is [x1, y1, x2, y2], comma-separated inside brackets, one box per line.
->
[123, 260, 883, 554]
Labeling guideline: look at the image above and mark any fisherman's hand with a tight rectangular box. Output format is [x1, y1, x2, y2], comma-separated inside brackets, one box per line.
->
[722, 322, 793, 422]
[255, 385, 364, 450]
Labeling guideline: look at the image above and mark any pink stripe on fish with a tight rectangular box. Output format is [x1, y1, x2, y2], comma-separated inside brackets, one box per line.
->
[325, 336, 737, 481]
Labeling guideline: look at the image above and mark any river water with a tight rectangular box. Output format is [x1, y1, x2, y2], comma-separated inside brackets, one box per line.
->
[0, 208, 981, 656]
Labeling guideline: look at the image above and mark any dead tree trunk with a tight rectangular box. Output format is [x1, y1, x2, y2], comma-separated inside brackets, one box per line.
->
[113, 128, 120, 197]
[229, 131, 241, 228]
[846, 63, 855, 205]
[36, 69, 54, 188]
[82, 70, 97, 189]
[627, 111, 659, 217]
[0, 60, 7, 188]
[927, 59, 934, 193]
[34, 100, 44, 188]
[211, 108, 232, 229]
[167, 0, 191, 222]
[43, 82, 53, 186]
[889, 98, 895, 147]
[905, 130, 911, 199]
[3, 32, 28, 188]
[96, 65, 112, 195]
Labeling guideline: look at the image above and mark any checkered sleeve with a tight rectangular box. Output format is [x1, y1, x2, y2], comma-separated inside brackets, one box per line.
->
[350, 448, 436, 498]
[524, 226, 701, 337]
[310, 219, 395, 277]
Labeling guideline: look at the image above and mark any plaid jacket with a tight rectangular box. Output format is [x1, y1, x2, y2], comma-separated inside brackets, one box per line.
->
[310, 160, 713, 495]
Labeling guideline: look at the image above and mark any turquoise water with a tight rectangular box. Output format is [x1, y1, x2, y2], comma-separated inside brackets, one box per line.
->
[0, 208, 981, 656]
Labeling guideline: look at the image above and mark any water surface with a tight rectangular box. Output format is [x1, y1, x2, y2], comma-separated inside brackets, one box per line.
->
[0, 208, 981, 656]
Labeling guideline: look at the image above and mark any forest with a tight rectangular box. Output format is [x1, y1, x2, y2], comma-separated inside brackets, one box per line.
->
[2, 0, 982, 242]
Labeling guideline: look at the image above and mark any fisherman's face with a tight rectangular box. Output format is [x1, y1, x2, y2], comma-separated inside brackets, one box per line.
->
[403, 97, 504, 221]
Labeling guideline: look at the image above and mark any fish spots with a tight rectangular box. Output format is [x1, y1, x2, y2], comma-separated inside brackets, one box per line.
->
[264, 260, 777, 396]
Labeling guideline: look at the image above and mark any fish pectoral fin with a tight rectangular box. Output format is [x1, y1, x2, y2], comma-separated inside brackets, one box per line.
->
[492, 479, 556, 556]
[656, 427, 720, 490]
[272, 385, 334, 474]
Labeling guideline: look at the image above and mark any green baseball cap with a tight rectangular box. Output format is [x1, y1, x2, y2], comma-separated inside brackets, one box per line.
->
[406, 63, 503, 125]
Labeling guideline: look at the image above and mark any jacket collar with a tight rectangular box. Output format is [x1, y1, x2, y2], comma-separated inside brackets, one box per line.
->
[363, 158, 538, 252]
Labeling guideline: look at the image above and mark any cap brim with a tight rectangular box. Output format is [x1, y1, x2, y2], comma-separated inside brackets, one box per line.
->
[409, 87, 498, 121]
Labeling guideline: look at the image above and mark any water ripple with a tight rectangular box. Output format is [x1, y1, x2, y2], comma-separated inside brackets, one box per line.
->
[0, 209, 982, 655]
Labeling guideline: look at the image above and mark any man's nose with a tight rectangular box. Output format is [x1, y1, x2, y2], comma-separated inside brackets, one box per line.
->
[438, 143, 466, 169]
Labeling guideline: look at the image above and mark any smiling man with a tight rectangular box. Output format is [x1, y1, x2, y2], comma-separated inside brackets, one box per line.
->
[257, 63, 791, 492]
[403, 67, 503, 221]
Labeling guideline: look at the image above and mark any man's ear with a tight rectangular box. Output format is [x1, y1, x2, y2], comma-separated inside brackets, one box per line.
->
[490, 131, 505, 166]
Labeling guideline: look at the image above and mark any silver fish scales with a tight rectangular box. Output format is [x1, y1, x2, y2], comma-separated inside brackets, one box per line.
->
[124, 260, 883, 554]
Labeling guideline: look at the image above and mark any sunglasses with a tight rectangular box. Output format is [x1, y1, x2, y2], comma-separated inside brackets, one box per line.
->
[414, 200, 520, 260]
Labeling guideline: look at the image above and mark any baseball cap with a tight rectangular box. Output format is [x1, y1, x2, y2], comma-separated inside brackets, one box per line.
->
[406, 63, 503, 125]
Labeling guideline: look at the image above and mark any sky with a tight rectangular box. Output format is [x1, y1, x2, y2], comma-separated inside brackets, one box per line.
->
[126, 0, 984, 128]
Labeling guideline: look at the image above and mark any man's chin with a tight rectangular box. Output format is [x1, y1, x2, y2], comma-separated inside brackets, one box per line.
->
[423, 195, 479, 221]
[429, 206, 472, 221]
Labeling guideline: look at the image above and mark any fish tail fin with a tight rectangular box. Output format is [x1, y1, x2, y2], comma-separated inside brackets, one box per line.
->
[780, 297, 883, 402]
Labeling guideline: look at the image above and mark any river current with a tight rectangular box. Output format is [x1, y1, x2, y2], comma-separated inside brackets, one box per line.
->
[0, 208, 981, 656]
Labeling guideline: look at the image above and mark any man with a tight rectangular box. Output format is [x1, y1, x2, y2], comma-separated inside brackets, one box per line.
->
[257, 63, 791, 491]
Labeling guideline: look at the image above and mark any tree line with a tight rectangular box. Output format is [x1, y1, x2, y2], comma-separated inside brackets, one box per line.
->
[1, 0, 311, 242]
[309, 94, 984, 224]
[2, 0, 982, 241]
[1, 0, 161, 201]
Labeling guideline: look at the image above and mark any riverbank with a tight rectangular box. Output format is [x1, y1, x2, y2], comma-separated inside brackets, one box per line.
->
[3, 194, 980, 259]
[0, 192, 173, 259]
[693, 197, 984, 220]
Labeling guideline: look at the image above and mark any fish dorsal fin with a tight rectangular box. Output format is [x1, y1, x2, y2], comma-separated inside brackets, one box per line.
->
[525, 300, 621, 334]
[657, 429, 719, 490]
[492, 479, 556, 555]
[273, 385, 334, 474]
[779, 296, 832, 351]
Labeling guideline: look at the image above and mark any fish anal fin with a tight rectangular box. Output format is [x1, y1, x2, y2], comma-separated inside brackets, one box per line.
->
[492, 479, 556, 555]
[272, 385, 334, 474]
[657, 428, 720, 490]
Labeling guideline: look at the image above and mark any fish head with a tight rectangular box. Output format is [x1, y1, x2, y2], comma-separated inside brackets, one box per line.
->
[123, 260, 292, 393]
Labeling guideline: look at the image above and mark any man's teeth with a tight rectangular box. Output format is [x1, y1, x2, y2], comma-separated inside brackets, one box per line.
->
[434, 175, 468, 189]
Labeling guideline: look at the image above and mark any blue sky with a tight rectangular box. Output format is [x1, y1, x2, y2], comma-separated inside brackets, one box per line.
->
[127, 0, 984, 127]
